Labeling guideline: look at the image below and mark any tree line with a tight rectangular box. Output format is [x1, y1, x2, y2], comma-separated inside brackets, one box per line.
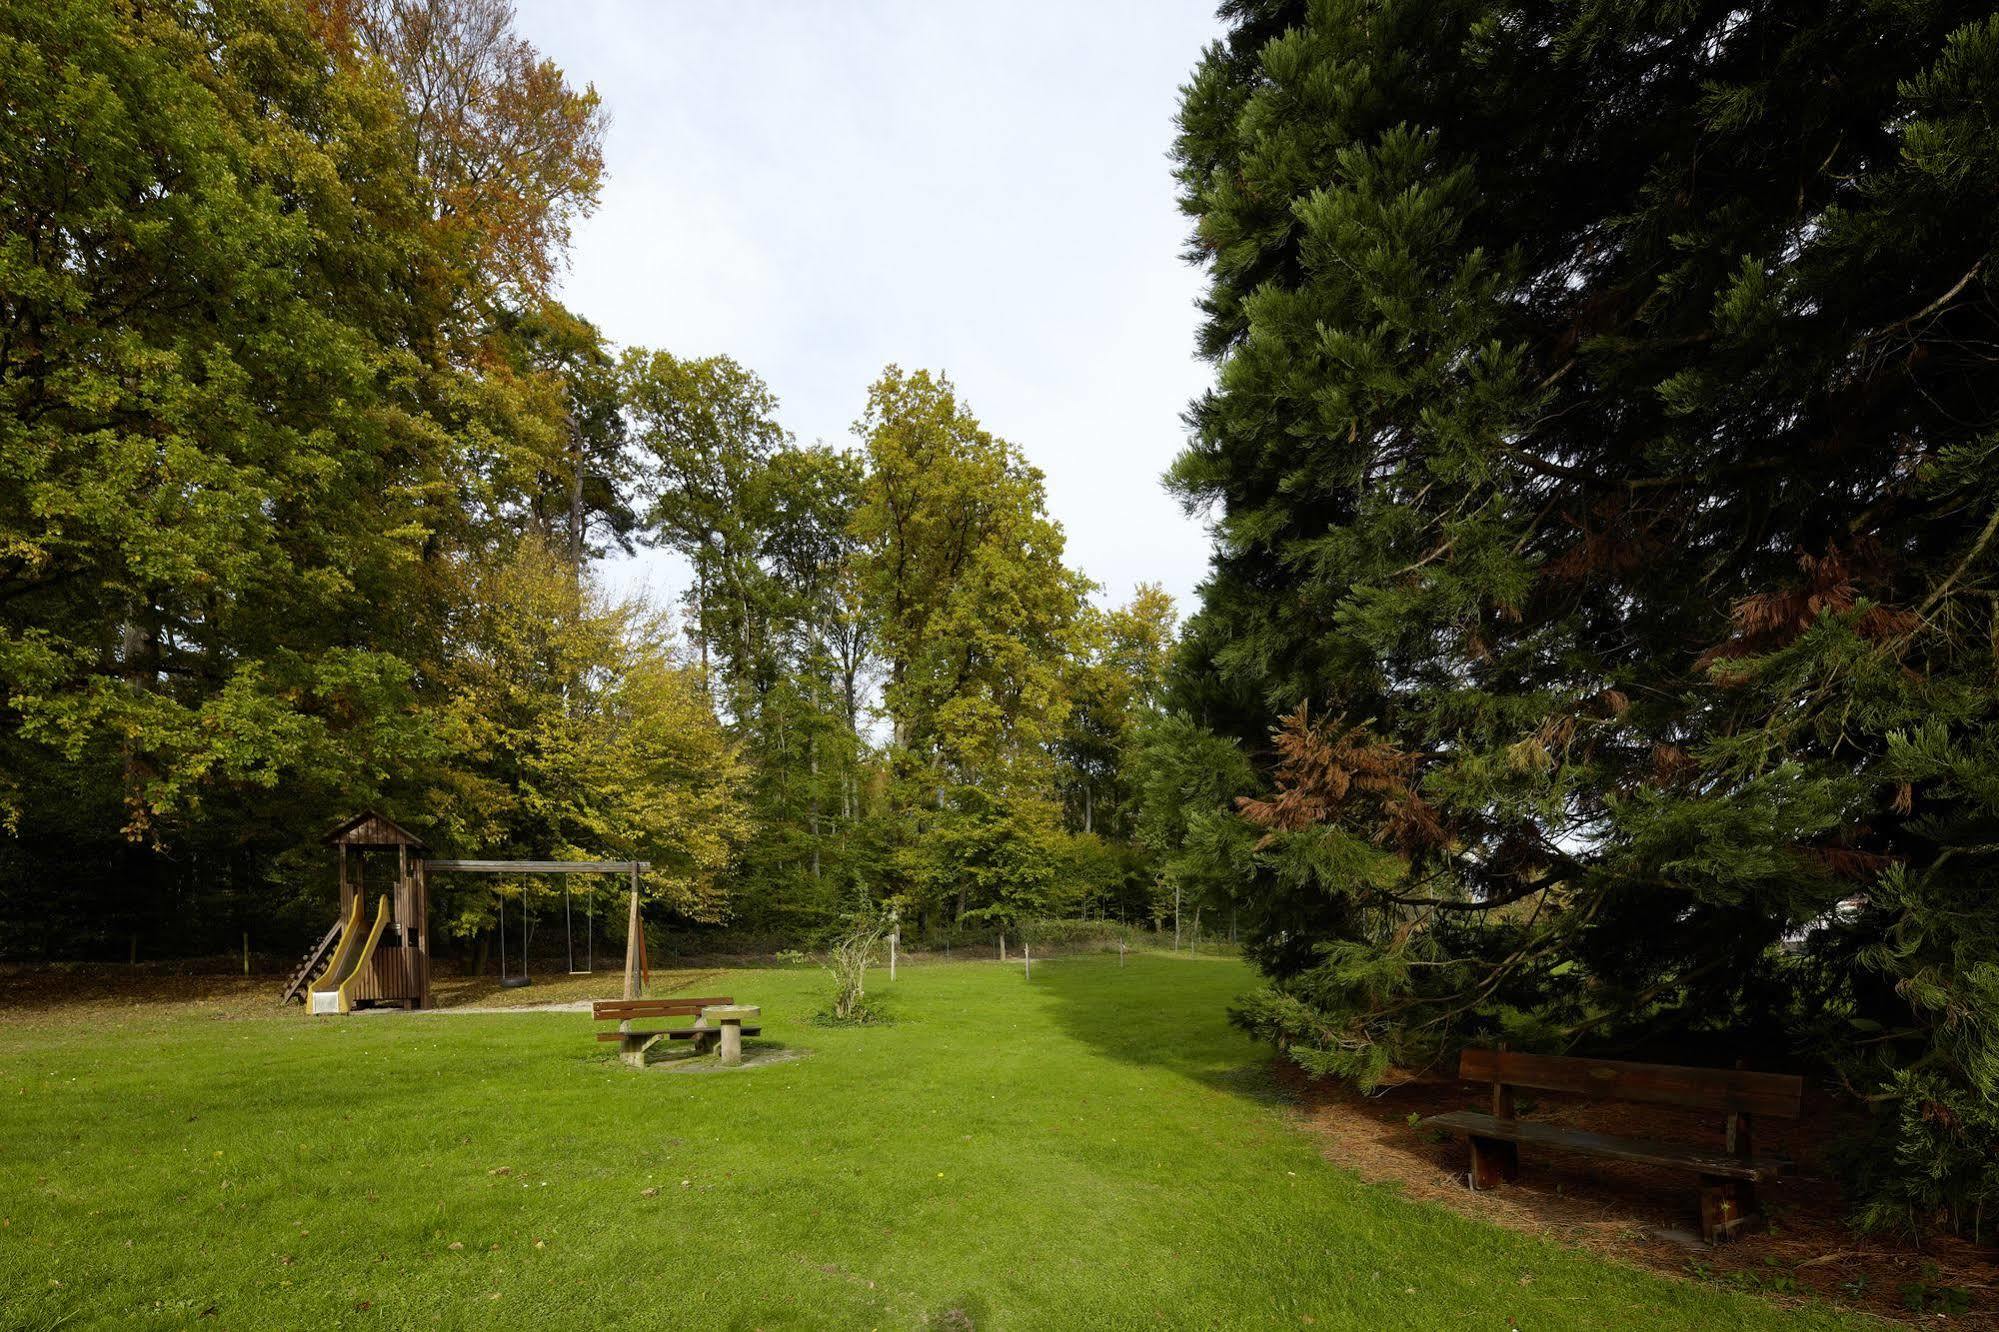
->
[0, 0, 1178, 962]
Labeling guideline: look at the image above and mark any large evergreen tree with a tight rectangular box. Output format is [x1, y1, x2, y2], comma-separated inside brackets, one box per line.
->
[1165, 0, 1999, 1234]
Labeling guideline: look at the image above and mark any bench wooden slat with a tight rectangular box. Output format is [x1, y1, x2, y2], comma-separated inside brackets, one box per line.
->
[593, 996, 734, 1014]
[1422, 1111, 1789, 1181]
[1457, 1049, 1803, 1118]
[591, 996, 734, 1020]
[594, 1026, 761, 1043]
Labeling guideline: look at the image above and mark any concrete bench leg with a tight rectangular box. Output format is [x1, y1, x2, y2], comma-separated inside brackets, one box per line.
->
[1699, 1175, 1762, 1243]
[618, 1023, 657, 1069]
[1468, 1136, 1518, 1190]
[720, 1020, 743, 1066]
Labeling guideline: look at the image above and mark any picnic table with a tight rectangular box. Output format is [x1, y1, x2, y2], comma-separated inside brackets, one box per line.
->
[591, 996, 759, 1067]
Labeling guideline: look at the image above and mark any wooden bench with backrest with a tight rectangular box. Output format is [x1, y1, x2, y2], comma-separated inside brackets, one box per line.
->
[1421, 1047, 1805, 1242]
[591, 996, 761, 1065]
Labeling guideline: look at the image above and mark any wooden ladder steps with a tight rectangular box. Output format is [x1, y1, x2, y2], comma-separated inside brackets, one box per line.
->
[279, 920, 343, 1004]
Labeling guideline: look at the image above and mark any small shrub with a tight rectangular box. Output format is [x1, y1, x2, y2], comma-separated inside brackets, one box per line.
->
[819, 900, 893, 1025]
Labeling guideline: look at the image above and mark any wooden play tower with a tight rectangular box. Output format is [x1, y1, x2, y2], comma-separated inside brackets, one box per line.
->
[282, 811, 431, 1012]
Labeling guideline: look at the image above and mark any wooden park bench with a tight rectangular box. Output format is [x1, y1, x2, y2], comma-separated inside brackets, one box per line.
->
[1421, 1047, 1805, 1243]
[592, 996, 760, 1067]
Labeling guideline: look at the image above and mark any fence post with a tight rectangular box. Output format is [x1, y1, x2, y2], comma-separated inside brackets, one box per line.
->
[1023, 941, 1031, 980]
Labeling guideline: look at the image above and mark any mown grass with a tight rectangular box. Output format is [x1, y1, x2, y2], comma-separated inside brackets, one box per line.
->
[0, 953, 1856, 1330]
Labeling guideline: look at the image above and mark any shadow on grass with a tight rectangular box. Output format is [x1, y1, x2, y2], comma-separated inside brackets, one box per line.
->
[0, 963, 276, 1019]
[643, 1040, 810, 1075]
[1030, 951, 1287, 1107]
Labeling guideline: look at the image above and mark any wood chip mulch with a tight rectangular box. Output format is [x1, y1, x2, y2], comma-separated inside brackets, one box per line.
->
[1279, 1063, 1999, 1326]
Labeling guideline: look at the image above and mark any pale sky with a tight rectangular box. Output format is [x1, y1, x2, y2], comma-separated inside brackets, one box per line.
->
[512, 1, 1226, 618]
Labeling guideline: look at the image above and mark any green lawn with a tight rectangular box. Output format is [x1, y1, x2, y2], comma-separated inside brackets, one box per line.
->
[0, 954, 1851, 1330]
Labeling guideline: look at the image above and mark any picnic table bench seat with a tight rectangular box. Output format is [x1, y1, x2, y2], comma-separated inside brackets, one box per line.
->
[589, 1024, 765, 1043]
[1421, 1047, 1805, 1243]
[1420, 1112, 1790, 1181]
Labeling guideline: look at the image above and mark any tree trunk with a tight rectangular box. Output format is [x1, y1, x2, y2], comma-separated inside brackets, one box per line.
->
[695, 562, 710, 682]
[567, 411, 585, 570]
[808, 715, 821, 881]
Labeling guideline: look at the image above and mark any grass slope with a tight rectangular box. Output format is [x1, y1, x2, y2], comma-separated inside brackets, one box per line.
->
[0, 954, 1852, 1330]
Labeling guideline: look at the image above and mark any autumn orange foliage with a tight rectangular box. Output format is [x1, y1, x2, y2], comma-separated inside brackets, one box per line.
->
[1235, 705, 1444, 856]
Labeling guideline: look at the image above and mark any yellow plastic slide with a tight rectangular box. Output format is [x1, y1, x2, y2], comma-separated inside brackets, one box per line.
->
[334, 895, 391, 1014]
[307, 895, 379, 1015]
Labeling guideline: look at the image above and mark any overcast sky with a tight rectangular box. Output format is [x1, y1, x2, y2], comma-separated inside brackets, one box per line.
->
[512, 1, 1226, 619]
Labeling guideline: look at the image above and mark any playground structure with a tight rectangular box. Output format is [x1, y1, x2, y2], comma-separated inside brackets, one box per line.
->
[279, 812, 431, 1012]
[280, 810, 651, 1013]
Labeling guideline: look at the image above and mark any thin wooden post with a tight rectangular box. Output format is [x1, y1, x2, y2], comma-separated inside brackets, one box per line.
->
[242, 933, 250, 976]
[414, 859, 429, 1009]
[999, 933, 1006, 962]
[1023, 941, 1031, 979]
[1472, 1041, 1520, 1189]
[623, 868, 641, 1001]
[1174, 885, 1182, 951]
[1718, 1055, 1761, 1238]
[618, 865, 641, 1064]
[889, 927, 898, 982]
[1119, 940, 1126, 968]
